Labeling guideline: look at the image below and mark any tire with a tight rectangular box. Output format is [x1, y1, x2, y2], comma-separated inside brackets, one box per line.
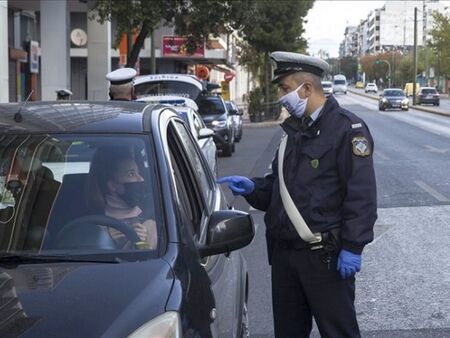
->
[345, 91, 347, 94]
[402, 108, 409, 111]
[437, 102, 440, 106]
[222, 143, 232, 157]
[231, 142, 235, 153]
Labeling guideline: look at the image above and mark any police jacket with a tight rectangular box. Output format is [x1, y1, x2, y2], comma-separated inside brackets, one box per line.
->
[244, 95, 377, 254]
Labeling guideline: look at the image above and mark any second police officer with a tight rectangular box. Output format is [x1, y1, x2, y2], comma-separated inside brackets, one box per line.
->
[218, 51, 377, 338]
[105, 67, 137, 101]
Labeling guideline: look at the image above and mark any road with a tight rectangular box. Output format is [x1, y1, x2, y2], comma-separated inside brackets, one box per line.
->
[218, 92, 450, 338]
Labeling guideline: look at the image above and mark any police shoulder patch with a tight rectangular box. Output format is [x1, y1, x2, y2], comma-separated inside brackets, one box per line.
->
[352, 136, 370, 157]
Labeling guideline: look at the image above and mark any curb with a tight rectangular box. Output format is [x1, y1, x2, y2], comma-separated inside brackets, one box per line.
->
[348, 89, 450, 118]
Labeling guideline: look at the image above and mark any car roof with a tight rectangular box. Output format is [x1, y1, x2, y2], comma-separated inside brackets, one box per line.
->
[0, 101, 169, 134]
[420, 87, 436, 90]
[134, 74, 204, 91]
[383, 88, 403, 91]
[366, 83, 376, 86]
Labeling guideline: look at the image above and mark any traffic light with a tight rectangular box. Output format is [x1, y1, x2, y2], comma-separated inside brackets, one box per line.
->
[375, 58, 381, 65]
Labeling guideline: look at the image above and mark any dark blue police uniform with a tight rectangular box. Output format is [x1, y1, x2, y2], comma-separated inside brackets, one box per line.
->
[244, 95, 377, 337]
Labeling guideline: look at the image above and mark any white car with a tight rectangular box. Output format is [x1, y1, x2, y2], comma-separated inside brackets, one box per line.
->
[321, 81, 333, 96]
[333, 74, 347, 94]
[137, 95, 218, 176]
[365, 83, 378, 93]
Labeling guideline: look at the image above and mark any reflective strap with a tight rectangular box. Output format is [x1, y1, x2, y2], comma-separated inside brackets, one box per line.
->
[278, 135, 322, 244]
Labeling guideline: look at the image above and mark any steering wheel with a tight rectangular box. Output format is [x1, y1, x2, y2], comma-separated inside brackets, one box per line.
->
[55, 215, 141, 249]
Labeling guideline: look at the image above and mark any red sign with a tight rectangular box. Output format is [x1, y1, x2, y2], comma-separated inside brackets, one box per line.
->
[163, 36, 205, 57]
[224, 72, 235, 82]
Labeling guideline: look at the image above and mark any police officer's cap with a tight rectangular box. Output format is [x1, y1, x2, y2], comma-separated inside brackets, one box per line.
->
[55, 89, 72, 97]
[106, 67, 137, 85]
[271, 51, 329, 84]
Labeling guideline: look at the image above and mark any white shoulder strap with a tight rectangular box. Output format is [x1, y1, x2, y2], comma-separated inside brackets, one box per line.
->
[278, 135, 322, 243]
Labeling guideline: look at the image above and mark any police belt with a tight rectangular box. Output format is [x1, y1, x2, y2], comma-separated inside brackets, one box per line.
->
[276, 227, 341, 251]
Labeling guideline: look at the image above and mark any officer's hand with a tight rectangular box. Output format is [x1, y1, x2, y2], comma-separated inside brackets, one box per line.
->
[337, 249, 361, 279]
[217, 176, 255, 195]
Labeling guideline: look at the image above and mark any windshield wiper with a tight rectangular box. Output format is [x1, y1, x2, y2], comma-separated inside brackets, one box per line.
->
[0, 254, 121, 266]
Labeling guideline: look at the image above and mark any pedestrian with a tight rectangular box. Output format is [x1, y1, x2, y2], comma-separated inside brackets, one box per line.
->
[56, 89, 72, 101]
[105, 67, 137, 101]
[218, 51, 377, 338]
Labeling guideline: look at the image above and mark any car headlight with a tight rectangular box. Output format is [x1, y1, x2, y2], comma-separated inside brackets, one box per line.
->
[402, 99, 409, 104]
[212, 120, 227, 128]
[382, 98, 387, 103]
[127, 312, 181, 338]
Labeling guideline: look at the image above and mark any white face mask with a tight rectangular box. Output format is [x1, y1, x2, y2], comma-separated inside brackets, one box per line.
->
[278, 83, 308, 119]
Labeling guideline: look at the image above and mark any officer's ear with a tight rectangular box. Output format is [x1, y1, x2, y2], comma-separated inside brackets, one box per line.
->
[131, 86, 137, 100]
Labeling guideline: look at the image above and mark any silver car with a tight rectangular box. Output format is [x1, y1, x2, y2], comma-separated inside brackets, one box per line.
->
[137, 96, 218, 176]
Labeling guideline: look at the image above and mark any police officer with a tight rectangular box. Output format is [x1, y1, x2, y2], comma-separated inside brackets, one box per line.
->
[106, 67, 137, 101]
[56, 89, 72, 101]
[218, 51, 377, 338]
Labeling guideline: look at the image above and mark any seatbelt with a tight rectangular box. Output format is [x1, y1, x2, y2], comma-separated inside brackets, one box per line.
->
[278, 134, 322, 243]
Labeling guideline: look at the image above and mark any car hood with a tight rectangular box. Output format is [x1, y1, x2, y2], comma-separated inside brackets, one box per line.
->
[201, 114, 226, 124]
[385, 96, 406, 100]
[0, 259, 174, 338]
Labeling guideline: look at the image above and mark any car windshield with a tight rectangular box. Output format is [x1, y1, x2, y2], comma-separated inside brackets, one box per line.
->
[134, 80, 201, 101]
[198, 97, 226, 116]
[322, 83, 332, 88]
[0, 135, 162, 259]
[421, 89, 437, 94]
[334, 80, 345, 85]
[384, 90, 404, 97]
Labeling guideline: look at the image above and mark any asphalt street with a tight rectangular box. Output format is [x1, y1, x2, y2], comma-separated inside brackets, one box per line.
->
[218, 92, 450, 338]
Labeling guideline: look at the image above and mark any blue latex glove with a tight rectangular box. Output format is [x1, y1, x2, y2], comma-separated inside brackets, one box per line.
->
[217, 176, 255, 196]
[337, 249, 362, 279]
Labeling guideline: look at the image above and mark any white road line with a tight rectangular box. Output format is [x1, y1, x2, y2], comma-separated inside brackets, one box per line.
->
[374, 150, 390, 160]
[414, 180, 450, 202]
[425, 145, 449, 154]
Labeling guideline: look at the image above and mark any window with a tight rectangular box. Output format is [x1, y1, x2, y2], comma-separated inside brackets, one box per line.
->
[193, 114, 205, 137]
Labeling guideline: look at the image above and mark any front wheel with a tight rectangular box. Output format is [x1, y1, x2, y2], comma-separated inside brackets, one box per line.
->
[222, 143, 232, 157]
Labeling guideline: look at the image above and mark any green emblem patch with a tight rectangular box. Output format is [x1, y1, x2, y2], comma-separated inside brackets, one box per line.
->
[310, 159, 319, 168]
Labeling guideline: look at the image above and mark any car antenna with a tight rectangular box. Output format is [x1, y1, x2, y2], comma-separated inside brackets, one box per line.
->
[14, 90, 34, 123]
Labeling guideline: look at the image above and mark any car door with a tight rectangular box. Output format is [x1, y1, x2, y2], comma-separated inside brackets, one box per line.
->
[167, 118, 240, 337]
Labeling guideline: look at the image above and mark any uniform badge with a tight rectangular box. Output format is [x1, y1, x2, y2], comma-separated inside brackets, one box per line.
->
[352, 136, 370, 157]
[310, 159, 319, 168]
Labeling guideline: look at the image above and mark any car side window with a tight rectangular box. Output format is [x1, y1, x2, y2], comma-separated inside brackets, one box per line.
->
[192, 114, 204, 136]
[172, 120, 213, 207]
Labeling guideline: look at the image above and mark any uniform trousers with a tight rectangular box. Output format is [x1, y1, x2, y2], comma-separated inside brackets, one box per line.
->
[271, 243, 361, 338]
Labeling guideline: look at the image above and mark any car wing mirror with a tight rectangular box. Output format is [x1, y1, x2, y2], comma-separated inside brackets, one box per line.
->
[198, 128, 214, 139]
[237, 109, 243, 116]
[197, 210, 255, 258]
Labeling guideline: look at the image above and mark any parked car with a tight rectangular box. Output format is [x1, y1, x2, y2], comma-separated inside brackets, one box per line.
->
[365, 83, 378, 93]
[321, 81, 333, 96]
[137, 95, 218, 176]
[333, 74, 347, 94]
[379, 88, 409, 111]
[198, 94, 235, 157]
[0, 101, 254, 338]
[355, 81, 364, 89]
[225, 100, 243, 142]
[417, 87, 440, 106]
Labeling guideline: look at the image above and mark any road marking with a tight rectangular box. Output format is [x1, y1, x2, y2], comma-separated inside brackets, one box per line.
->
[425, 145, 449, 154]
[414, 180, 450, 202]
[374, 150, 390, 160]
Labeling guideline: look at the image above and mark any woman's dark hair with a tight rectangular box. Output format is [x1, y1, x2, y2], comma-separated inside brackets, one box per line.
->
[87, 146, 134, 209]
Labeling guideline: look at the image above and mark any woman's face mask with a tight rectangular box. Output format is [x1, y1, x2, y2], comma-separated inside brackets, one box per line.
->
[118, 182, 146, 207]
[278, 83, 308, 119]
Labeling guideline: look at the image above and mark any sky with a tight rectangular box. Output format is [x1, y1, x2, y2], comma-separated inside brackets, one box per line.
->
[304, 1, 386, 57]
[304, 0, 450, 58]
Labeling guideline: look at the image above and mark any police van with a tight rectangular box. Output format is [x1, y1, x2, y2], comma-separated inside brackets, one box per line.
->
[333, 74, 348, 94]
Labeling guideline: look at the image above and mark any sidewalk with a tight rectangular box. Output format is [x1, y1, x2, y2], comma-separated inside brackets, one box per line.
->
[348, 88, 450, 117]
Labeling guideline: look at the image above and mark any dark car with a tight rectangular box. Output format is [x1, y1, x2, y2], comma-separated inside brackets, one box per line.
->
[226, 100, 243, 142]
[0, 101, 254, 338]
[379, 88, 409, 111]
[198, 94, 235, 157]
[417, 87, 440, 106]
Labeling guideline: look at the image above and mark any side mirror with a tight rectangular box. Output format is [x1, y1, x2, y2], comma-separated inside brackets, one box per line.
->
[379, 94, 383, 97]
[198, 128, 214, 139]
[197, 210, 255, 258]
[237, 109, 243, 116]
[228, 109, 238, 115]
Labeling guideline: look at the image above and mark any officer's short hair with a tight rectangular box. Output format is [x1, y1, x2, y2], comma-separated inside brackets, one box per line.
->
[109, 82, 134, 99]
[290, 72, 323, 92]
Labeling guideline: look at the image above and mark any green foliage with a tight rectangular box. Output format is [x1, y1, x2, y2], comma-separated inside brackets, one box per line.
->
[248, 87, 263, 116]
[428, 11, 450, 77]
[339, 56, 358, 80]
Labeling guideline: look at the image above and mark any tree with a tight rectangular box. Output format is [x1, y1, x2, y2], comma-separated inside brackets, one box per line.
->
[339, 56, 357, 81]
[91, 0, 252, 68]
[240, 0, 313, 103]
[428, 11, 450, 79]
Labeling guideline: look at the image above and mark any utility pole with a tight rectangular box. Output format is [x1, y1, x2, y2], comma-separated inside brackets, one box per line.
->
[423, 0, 429, 85]
[413, 7, 418, 105]
[150, 29, 155, 74]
